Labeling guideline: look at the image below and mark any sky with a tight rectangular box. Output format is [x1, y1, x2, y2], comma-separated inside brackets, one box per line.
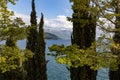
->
[7, 0, 107, 38]
[8, 0, 72, 18]
[8, 0, 73, 28]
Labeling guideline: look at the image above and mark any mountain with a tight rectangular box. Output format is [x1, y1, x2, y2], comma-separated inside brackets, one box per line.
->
[44, 26, 72, 40]
[45, 32, 60, 39]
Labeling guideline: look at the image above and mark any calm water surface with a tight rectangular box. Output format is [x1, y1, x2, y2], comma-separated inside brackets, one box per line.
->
[18, 39, 109, 80]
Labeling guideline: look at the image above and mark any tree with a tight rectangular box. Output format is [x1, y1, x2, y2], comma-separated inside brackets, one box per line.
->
[49, 0, 98, 80]
[99, 0, 120, 80]
[35, 13, 47, 80]
[49, 0, 120, 80]
[65, 0, 97, 80]
[92, 0, 120, 80]
[0, 0, 33, 80]
[25, 0, 38, 79]
[26, 0, 38, 53]
[25, 0, 47, 80]
[109, 0, 120, 79]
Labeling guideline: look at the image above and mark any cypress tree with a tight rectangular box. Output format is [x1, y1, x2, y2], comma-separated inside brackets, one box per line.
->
[26, 0, 38, 79]
[35, 13, 47, 80]
[26, 0, 47, 80]
[70, 0, 97, 80]
[26, 0, 37, 52]
[109, 0, 120, 80]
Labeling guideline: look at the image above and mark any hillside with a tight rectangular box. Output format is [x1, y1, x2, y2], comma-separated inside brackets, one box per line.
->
[45, 32, 60, 39]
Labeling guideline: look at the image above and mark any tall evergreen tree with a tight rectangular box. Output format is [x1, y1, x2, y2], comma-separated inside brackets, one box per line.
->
[69, 0, 97, 80]
[35, 13, 47, 80]
[25, 0, 38, 79]
[49, 0, 98, 80]
[26, 0, 37, 52]
[109, 0, 120, 80]
[49, 0, 119, 80]
[26, 0, 47, 80]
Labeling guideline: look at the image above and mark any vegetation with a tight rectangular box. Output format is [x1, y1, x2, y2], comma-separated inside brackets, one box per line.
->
[0, 0, 33, 80]
[25, 0, 47, 80]
[70, 0, 98, 80]
[93, 0, 120, 80]
[0, 0, 120, 80]
[35, 13, 47, 80]
[49, 0, 97, 80]
[49, 0, 120, 80]
[25, 0, 38, 79]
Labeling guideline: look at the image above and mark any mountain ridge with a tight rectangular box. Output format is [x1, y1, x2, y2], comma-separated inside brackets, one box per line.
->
[44, 32, 60, 39]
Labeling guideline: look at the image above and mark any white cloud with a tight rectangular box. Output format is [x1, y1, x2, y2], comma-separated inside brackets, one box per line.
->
[14, 12, 72, 30]
[45, 15, 72, 30]
[13, 12, 115, 40]
[13, 12, 114, 38]
[14, 12, 30, 25]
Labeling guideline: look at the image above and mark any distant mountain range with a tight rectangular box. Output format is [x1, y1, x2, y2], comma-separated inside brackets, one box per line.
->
[45, 32, 60, 39]
[44, 26, 72, 40]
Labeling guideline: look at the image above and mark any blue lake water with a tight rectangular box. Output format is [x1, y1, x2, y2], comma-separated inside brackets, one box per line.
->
[18, 39, 109, 80]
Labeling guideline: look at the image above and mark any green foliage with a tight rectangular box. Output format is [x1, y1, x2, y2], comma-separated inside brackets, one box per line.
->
[26, 0, 38, 51]
[25, 0, 47, 80]
[67, 0, 98, 80]
[94, 0, 120, 32]
[93, 0, 120, 79]
[25, 0, 39, 80]
[67, 0, 99, 25]
[0, 0, 17, 4]
[0, 0, 27, 42]
[0, 17, 27, 41]
[0, 0, 33, 76]
[0, 45, 33, 73]
[35, 13, 47, 80]
[49, 36, 120, 71]
[30, 0, 37, 26]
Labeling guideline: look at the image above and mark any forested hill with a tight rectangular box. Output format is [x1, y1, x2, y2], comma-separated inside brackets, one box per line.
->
[45, 32, 60, 39]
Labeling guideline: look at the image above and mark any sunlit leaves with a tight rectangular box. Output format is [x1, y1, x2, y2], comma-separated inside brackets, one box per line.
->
[0, 0, 17, 5]
[49, 37, 119, 71]
[0, 0, 27, 42]
[0, 17, 27, 41]
[68, 0, 99, 27]
[0, 0, 33, 74]
[0, 46, 33, 73]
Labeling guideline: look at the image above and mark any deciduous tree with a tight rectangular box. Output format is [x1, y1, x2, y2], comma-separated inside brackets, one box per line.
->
[0, 0, 33, 80]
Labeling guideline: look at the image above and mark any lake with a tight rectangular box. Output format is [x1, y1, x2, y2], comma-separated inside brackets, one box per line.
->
[18, 39, 109, 80]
